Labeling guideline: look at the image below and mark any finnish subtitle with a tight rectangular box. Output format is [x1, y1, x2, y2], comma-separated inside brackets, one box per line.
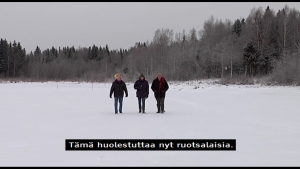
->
[65, 139, 236, 151]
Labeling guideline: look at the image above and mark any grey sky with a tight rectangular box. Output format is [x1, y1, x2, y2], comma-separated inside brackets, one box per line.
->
[1, 2, 299, 54]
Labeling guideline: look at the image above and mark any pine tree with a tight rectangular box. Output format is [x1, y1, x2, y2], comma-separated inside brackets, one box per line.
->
[87, 47, 92, 60]
[45, 48, 51, 63]
[91, 45, 98, 60]
[17, 42, 26, 76]
[243, 41, 261, 76]
[0, 39, 8, 77]
[51, 46, 58, 58]
[106, 44, 110, 56]
[7, 42, 12, 77]
[120, 48, 124, 62]
[12, 41, 18, 77]
[232, 19, 242, 37]
[241, 18, 245, 24]
[34, 46, 41, 60]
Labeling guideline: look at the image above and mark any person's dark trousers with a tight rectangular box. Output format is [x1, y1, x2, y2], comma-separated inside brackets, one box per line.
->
[138, 97, 146, 112]
[114, 97, 123, 113]
[155, 97, 165, 113]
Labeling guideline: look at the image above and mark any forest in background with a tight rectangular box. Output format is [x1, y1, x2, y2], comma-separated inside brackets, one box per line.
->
[0, 5, 300, 85]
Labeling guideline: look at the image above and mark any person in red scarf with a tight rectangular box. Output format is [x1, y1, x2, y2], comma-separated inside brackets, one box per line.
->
[151, 73, 169, 113]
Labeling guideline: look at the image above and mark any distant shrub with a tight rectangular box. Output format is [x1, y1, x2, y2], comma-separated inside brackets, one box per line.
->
[269, 52, 300, 86]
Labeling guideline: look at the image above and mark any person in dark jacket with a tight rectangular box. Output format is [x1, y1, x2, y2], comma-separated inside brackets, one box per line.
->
[134, 74, 149, 113]
[151, 73, 169, 113]
[109, 73, 128, 114]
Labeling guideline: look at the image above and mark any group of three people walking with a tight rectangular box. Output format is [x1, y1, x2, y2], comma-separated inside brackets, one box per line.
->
[109, 73, 169, 114]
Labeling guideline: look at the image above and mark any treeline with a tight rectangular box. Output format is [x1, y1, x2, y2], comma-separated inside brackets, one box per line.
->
[0, 5, 300, 85]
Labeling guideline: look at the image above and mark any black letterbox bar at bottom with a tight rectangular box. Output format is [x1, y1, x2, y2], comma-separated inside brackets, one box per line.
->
[65, 139, 236, 151]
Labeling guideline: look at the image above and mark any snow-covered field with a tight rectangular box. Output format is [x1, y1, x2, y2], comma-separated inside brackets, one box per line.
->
[0, 80, 300, 166]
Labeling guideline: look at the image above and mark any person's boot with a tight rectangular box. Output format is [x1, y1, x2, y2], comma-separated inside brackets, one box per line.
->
[156, 105, 160, 113]
[142, 109, 145, 113]
[161, 105, 165, 113]
[139, 109, 141, 113]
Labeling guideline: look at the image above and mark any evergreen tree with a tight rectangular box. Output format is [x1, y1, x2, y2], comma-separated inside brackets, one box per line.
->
[232, 19, 242, 37]
[241, 18, 245, 24]
[120, 48, 124, 61]
[17, 42, 26, 76]
[106, 44, 110, 56]
[91, 45, 98, 60]
[12, 41, 19, 77]
[0, 39, 8, 77]
[51, 46, 58, 58]
[7, 42, 12, 77]
[87, 47, 92, 60]
[243, 41, 261, 76]
[34, 46, 41, 58]
[45, 48, 51, 63]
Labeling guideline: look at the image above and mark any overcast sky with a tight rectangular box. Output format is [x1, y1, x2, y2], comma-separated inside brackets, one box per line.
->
[1, 2, 299, 54]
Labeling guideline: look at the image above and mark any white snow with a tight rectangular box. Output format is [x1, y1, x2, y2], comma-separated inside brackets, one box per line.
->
[0, 80, 300, 166]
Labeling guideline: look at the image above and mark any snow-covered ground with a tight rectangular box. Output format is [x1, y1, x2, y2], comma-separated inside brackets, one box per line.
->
[0, 80, 300, 166]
